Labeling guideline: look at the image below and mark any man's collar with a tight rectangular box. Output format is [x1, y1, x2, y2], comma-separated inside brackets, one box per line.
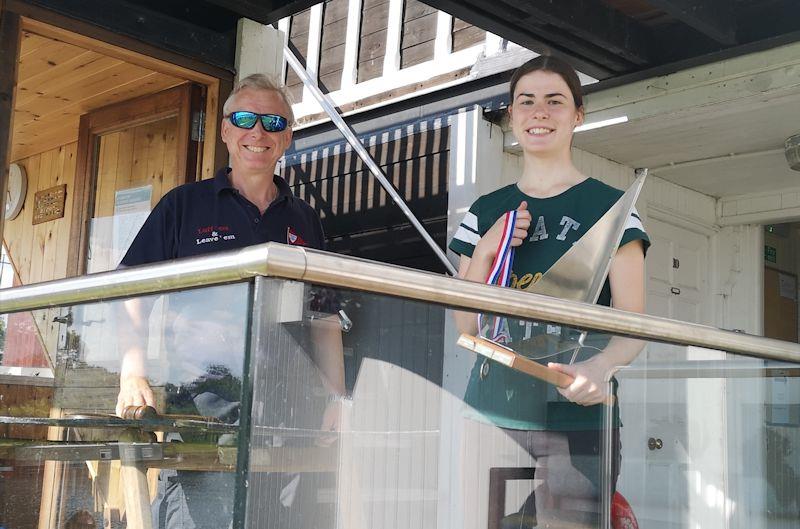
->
[214, 168, 293, 202]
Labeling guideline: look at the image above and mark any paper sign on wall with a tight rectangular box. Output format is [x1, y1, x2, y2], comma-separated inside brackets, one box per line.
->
[87, 185, 153, 273]
[114, 185, 152, 215]
[778, 272, 797, 301]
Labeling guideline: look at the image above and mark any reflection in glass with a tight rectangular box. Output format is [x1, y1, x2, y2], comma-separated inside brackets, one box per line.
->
[2, 277, 799, 529]
[0, 282, 251, 529]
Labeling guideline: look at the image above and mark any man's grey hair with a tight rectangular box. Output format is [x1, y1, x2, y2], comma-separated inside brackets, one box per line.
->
[222, 73, 295, 126]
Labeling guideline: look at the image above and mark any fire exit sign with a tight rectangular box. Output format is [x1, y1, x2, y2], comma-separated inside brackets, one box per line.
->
[765, 245, 777, 263]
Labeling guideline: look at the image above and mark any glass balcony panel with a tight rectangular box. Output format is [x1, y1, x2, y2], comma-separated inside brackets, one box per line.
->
[246, 278, 800, 529]
[3, 269, 799, 529]
[0, 282, 252, 529]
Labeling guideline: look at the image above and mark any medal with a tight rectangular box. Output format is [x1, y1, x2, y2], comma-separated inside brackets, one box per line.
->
[478, 210, 517, 344]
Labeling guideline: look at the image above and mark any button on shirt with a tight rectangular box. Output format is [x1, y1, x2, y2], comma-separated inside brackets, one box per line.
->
[121, 168, 325, 267]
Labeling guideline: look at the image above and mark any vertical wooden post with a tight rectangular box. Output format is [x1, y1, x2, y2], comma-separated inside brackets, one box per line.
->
[340, 0, 362, 90]
[38, 408, 66, 529]
[0, 2, 20, 244]
[383, 0, 403, 74]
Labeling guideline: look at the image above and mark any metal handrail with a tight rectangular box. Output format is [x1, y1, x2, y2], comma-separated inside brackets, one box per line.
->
[1, 243, 798, 362]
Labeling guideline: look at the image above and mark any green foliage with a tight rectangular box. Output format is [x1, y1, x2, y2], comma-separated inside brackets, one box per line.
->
[0, 317, 6, 361]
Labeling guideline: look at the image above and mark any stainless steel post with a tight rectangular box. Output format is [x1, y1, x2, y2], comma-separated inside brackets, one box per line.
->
[283, 46, 457, 276]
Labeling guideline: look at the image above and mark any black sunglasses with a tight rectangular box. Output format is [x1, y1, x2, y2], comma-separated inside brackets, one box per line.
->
[228, 111, 289, 132]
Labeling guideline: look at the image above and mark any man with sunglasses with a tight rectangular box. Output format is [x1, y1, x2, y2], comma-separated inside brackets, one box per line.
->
[116, 74, 346, 529]
[119, 74, 322, 264]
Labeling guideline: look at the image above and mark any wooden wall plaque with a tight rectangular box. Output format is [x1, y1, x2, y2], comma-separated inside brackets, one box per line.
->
[33, 184, 67, 225]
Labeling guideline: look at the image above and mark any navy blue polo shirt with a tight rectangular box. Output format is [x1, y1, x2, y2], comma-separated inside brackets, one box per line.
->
[121, 168, 325, 267]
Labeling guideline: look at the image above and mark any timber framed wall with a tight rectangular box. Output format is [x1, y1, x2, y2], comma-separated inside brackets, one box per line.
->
[0, 2, 235, 285]
[282, 0, 504, 124]
[283, 119, 450, 272]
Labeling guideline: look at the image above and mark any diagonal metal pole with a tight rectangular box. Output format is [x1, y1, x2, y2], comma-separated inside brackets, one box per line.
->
[283, 45, 457, 276]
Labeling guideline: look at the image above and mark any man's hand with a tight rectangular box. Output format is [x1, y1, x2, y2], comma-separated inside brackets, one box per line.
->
[316, 398, 348, 447]
[548, 356, 614, 406]
[116, 375, 155, 417]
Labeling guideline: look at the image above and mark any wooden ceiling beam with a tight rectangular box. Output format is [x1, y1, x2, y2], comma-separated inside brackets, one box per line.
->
[646, 0, 736, 45]
[204, 0, 319, 25]
[0, 4, 21, 243]
[501, 0, 653, 66]
[8, 0, 235, 71]
[419, 0, 620, 79]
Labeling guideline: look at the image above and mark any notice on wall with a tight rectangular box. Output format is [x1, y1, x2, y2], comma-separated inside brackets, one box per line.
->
[114, 185, 152, 215]
[778, 272, 797, 300]
[765, 245, 777, 263]
[32, 184, 67, 225]
[770, 377, 790, 425]
[86, 185, 152, 273]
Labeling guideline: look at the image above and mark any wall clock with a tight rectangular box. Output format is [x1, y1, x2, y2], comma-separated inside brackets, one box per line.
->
[5, 163, 27, 220]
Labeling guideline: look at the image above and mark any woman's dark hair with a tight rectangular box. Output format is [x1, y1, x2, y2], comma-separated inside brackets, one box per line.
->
[509, 55, 583, 109]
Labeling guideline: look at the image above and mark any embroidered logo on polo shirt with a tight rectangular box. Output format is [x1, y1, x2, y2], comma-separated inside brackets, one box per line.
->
[196, 225, 236, 246]
[287, 227, 307, 246]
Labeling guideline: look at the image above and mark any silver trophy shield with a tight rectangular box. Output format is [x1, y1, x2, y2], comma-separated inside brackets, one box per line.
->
[526, 169, 648, 362]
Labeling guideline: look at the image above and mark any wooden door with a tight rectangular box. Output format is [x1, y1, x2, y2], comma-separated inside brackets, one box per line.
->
[67, 82, 204, 276]
[764, 267, 798, 342]
[619, 218, 716, 529]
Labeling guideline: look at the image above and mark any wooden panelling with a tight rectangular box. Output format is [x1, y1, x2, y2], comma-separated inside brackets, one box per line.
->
[18, 16, 226, 83]
[453, 18, 486, 52]
[292, 152, 447, 225]
[2, 143, 78, 366]
[4, 142, 77, 284]
[358, 0, 391, 83]
[0, 381, 54, 528]
[401, 0, 436, 68]
[285, 127, 449, 184]
[286, 8, 312, 103]
[764, 267, 798, 342]
[68, 84, 195, 276]
[11, 30, 185, 161]
[283, 127, 450, 272]
[318, 0, 349, 92]
[0, 382, 53, 439]
[93, 116, 180, 218]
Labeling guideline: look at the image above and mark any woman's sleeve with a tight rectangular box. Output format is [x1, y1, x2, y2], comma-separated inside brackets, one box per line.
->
[448, 200, 482, 258]
[619, 206, 650, 256]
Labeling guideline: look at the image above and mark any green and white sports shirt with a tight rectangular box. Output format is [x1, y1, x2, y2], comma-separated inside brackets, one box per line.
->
[449, 177, 650, 430]
[450, 177, 648, 305]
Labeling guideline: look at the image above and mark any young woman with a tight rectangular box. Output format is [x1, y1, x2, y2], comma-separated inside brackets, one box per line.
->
[449, 56, 649, 528]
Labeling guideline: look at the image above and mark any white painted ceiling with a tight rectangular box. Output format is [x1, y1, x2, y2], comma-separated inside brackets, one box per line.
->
[502, 42, 800, 200]
[572, 88, 800, 198]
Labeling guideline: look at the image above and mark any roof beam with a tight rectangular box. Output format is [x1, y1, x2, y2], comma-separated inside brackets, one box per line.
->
[581, 38, 800, 125]
[420, 0, 620, 79]
[205, 0, 319, 26]
[0, 6, 21, 243]
[502, 0, 652, 66]
[13, 0, 235, 70]
[647, 0, 736, 45]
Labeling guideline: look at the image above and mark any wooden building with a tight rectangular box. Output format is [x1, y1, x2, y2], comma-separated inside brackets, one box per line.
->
[2, 1, 800, 528]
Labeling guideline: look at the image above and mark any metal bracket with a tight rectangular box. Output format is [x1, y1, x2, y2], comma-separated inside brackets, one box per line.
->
[191, 110, 206, 142]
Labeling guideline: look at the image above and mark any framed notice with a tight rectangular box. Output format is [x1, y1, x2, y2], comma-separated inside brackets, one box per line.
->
[32, 184, 67, 225]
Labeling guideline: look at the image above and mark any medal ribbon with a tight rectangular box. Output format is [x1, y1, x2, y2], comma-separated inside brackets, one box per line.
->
[479, 210, 517, 343]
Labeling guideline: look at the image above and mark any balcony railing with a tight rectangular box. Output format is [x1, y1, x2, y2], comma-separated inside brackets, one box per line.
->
[1, 244, 798, 529]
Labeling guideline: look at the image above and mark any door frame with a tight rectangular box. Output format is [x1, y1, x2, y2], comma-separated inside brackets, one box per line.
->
[67, 83, 200, 276]
[0, 6, 233, 263]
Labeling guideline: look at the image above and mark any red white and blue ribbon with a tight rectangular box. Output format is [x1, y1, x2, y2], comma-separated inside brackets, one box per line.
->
[479, 210, 517, 343]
